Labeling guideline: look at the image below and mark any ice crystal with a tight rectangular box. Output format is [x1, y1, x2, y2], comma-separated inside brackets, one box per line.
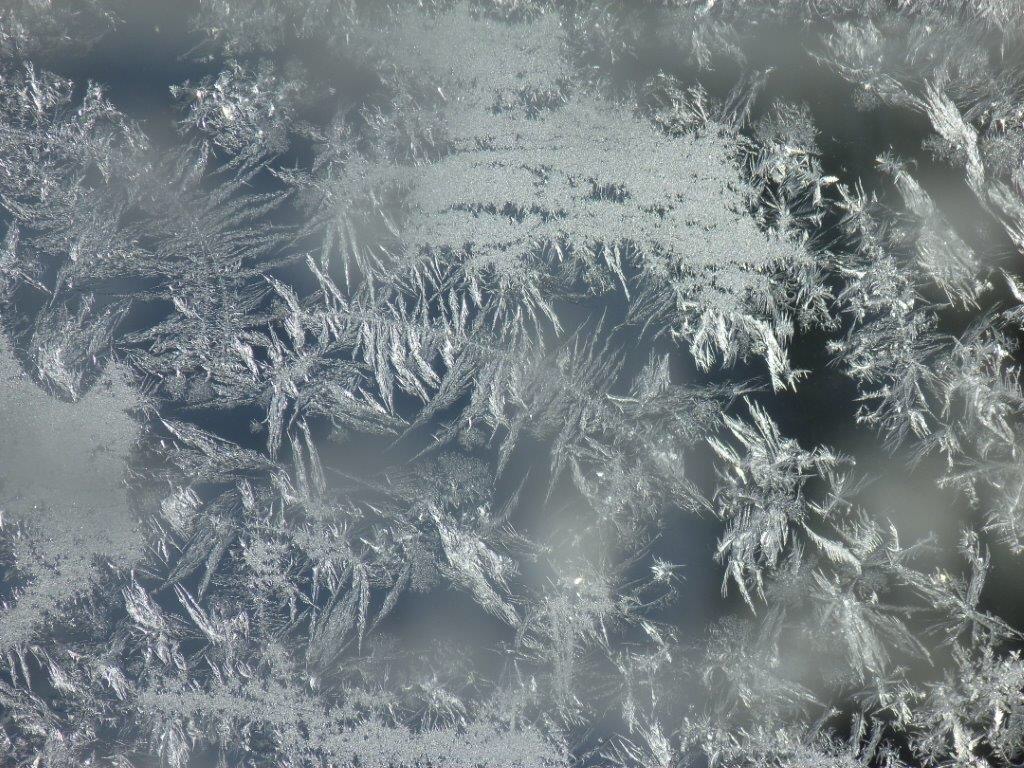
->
[3, 2, 1024, 767]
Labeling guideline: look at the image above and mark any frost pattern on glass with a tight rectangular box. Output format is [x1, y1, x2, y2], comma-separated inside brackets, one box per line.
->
[2, 2, 1024, 767]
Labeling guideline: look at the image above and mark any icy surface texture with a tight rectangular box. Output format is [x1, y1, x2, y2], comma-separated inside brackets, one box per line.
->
[2, 2, 1024, 767]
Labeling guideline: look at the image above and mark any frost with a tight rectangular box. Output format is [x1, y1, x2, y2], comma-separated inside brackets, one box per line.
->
[0, 1, 118, 59]
[171, 60, 305, 160]
[137, 676, 567, 768]
[0, 338, 142, 650]
[708, 399, 866, 611]
[4, 2, 1024, 767]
